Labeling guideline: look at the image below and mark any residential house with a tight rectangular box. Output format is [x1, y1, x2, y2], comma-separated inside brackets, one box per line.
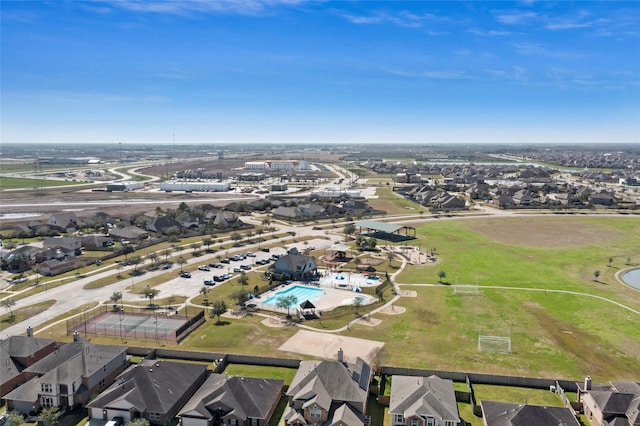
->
[109, 226, 149, 242]
[47, 213, 81, 233]
[81, 235, 114, 249]
[210, 211, 243, 229]
[146, 216, 183, 235]
[42, 237, 82, 255]
[4, 336, 127, 414]
[272, 206, 304, 222]
[299, 203, 327, 219]
[178, 374, 284, 426]
[87, 359, 208, 425]
[284, 351, 371, 426]
[1, 246, 40, 273]
[37, 258, 79, 276]
[480, 401, 580, 426]
[512, 189, 537, 206]
[389, 375, 460, 426]
[589, 191, 618, 206]
[271, 254, 318, 280]
[577, 377, 640, 426]
[0, 334, 56, 397]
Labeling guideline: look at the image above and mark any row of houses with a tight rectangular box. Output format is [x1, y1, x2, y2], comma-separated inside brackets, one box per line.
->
[2, 335, 638, 426]
[272, 200, 380, 222]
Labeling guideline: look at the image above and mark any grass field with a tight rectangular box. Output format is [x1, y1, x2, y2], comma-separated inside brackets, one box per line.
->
[0, 176, 86, 189]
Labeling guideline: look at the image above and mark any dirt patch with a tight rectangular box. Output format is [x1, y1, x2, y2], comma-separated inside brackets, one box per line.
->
[278, 329, 384, 362]
[401, 290, 417, 297]
[379, 305, 406, 315]
[465, 217, 622, 248]
[354, 315, 382, 327]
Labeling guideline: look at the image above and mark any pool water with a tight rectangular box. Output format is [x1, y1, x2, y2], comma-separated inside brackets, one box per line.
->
[262, 285, 324, 305]
[622, 268, 640, 290]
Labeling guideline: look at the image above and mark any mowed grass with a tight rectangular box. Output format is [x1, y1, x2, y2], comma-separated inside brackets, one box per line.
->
[382, 216, 640, 381]
[0, 176, 85, 189]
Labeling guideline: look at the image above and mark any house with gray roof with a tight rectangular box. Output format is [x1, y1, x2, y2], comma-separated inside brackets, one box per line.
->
[47, 212, 81, 233]
[480, 401, 580, 426]
[579, 380, 640, 426]
[284, 353, 371, 426]
[271, 254, 318, 280]
[87, 359, 207, 426]
[389, 375, 460, 426]
[1, 334, 56, 397]
[109, 226, 149, 241]
[178, 374, 283, 426]
[4, 336, 127, 415]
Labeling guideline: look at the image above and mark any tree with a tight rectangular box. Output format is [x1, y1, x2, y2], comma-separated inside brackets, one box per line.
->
[352, 296, 363, 315]
[203, 237, 213, 252]
[200, 285, 210, 304]
[437, 270, 446, 284]
[147, 252, 159, 269]
[177, 201, 190, 213]
[231, 232, 242, 245]
[368, 346, 388, 374]
[5, 412, 25, 426]
[40, 406, 60, 426]
[594, 270, 601, 281]
[608, 257, 614, 267]
[366, 237, 377, 250]
[230, 289, 249, 306]
[177, 256, 187, 272]
[386, 250, 395, 266]
[128, 255, 143, 274]
[238, 271, 249, 288]
[110, 291, 123, 311]
[344, 223, 356, 240]
[276, 294, 298, 317]
[126, 419, 150, 426]
[1, 297, 16, 320]
[163, 248, 172, 263]
[142, 285, 160, 309]
[210, 300, 228, 323]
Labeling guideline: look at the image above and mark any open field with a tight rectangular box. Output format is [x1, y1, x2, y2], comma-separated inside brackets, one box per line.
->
[0, 176, 87, 189]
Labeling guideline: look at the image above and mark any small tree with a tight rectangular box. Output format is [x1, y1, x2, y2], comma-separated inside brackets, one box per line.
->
[276, 294, 298, 317]
[593, 270, 601, 281]
[200, 285, 210, 304]
[177, 256, 187, 272]
[230, 289, 249, 307]
[126, 419, 150, 426]
[238, 271, 249, 288]
[352, 296, 363, 316]
[203, 237, 213, 252]
[110, 291, 123, 311]
[437, 270, 446, 284]
[40, 406, 60, 426]
[344, 223, 356, 239]
[5, 412, 25, 426]
[210, 300, 228, 323]
[608, 257, 613, 267]
[1, 297, 16, 320]
[142, 285, 160, 309]
[386, 250, 395, 266]
[368, 346, 388, 374]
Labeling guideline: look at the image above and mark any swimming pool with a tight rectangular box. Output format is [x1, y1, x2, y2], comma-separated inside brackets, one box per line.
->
[622, 268, 640, 290]
[319, 273, 382, 287]
[261, 285, 324, 305]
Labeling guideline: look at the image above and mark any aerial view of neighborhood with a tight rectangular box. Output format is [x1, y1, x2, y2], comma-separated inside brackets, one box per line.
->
[1, 1, 639, 426]
[1, 142, 639, 426]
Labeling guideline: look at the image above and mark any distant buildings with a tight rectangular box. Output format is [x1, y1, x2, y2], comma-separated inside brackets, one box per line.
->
[244, 160, 310, 171]
[160, 180, 231, 192]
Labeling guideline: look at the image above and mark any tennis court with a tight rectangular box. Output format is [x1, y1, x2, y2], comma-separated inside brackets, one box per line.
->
[67, 307, 205, 342]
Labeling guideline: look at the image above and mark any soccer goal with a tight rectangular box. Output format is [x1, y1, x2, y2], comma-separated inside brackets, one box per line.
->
[478, 334, 512, 353]
[453, 284, 479, 295]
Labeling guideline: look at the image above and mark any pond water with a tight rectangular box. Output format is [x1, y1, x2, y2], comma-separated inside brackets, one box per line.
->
[621, 268, 640, 290]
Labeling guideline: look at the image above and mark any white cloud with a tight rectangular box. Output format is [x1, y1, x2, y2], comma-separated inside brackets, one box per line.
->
[467, 28, 514, 37]
[100, 0, 306, 16]
[493, 10, 538, 25]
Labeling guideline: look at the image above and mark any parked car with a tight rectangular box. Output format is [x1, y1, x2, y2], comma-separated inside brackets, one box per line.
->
[203, 279, 215, 286]
[246, 252, 256, 257]
[162, 263, 172, 269]
[261, 247, 270, 252]
[179, 272, 191, 278]
[198, 265, 210, 271]
[221, 258, 230, 263]
[233, 267, 242, 273]
[209, 263, 223, 268]
[240, 264, 251, 270]
[213, 275, 225, 282]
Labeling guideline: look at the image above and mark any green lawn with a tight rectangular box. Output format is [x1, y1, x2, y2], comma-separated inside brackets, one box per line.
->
[0, 176, 86, 189]
[222, 364, 298, 385]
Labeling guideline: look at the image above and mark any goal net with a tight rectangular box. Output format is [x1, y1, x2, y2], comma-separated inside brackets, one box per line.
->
[453, 284, 479, 295]
[478, 335, 512, 353]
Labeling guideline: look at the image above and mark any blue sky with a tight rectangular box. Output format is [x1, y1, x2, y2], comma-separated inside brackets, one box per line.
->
[1, 0, 639, 144]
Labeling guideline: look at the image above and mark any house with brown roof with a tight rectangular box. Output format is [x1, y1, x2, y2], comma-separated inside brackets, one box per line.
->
[4, 336, 127, 415]
[87, 359, 207, 425]
[178, 374, 284, 426]
[284, 351, 371, 426]
[0, 334, 56, 397]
